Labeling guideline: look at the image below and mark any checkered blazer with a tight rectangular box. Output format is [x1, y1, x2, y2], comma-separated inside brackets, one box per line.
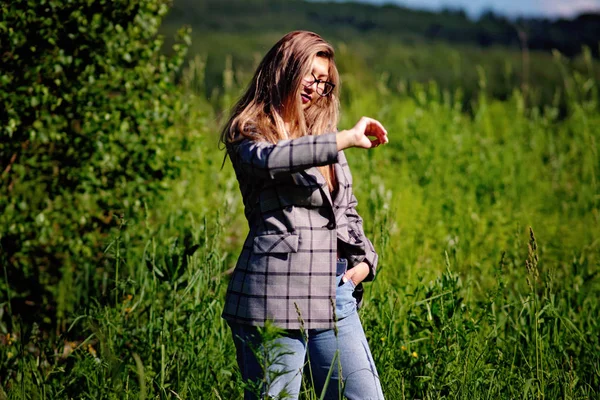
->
[222, 132, 378, 330]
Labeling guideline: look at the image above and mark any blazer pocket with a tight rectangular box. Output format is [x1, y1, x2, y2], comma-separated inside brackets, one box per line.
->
[253, 233, 299, 254]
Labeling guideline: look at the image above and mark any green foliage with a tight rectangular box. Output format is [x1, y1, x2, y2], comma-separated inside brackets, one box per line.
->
[0, 0, 190, 332]
[1, 6, 599, 397]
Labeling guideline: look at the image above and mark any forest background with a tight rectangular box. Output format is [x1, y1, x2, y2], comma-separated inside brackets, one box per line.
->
[1, 0, 599, 398]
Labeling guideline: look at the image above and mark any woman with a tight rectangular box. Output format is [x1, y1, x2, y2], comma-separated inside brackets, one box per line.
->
[220, 31, 388, 399]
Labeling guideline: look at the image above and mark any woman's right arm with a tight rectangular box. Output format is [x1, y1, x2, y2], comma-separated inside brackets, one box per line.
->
[229, 117, 388, 180]
[230, 132, 339, 180]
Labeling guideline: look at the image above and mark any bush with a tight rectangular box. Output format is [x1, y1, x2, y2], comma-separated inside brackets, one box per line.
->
[0, 0, 190, 332]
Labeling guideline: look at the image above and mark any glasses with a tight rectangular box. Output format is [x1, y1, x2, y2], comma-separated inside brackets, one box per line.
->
[302, 73, 335, 97]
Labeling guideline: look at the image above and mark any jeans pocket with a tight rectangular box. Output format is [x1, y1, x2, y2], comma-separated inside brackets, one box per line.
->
[347, 278, 357, 290]
[335, 278, 357, 320]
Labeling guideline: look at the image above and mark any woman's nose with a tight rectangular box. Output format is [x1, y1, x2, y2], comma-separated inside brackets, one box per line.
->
[304, 81, 315, 92]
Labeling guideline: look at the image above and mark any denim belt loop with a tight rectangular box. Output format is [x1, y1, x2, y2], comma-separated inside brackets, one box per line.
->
[336, 258, 348, 276]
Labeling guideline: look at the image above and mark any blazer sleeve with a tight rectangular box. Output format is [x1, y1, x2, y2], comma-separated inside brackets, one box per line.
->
[228, 132, 339, 180]
[346, 191, 379, 282]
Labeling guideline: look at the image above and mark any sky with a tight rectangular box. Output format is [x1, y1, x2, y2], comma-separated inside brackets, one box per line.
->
[342, 0, 600, 19]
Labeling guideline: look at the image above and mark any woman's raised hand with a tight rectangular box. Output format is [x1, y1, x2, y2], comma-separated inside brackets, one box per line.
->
[336, 117, 389, 151]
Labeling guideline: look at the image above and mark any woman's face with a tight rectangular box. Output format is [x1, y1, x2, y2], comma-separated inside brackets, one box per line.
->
[300, 56, 330, 110]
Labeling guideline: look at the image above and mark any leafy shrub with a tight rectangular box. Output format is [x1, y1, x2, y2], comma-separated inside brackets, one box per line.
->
[0, 0, 190, 332]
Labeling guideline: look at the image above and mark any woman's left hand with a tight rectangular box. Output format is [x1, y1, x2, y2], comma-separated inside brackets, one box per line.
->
[342, 262, 371, 286]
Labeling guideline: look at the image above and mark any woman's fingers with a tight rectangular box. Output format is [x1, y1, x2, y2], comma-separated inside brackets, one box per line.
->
[361, 117, 388, 146]
[347, 116, 388, 149]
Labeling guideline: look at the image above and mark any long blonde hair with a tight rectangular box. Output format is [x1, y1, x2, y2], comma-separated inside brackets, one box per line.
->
[220, 31, 340, 189]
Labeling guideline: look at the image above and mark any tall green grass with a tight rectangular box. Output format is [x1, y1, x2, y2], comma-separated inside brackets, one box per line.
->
[2, 51, 599, 399]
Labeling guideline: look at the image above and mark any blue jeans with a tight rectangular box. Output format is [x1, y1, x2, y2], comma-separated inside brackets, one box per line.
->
[228, 271, 384, 399]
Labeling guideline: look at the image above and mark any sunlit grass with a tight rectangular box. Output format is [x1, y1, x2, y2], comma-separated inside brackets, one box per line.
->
[2, 52, 599, 399]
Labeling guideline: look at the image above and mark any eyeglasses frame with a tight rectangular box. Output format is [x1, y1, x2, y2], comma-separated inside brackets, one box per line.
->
[303, 72, 335, 97]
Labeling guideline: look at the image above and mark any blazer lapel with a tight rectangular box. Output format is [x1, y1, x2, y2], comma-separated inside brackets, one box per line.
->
[297, 167, 333, 208]
[333, 150, 353, 208]
[333, 162, 348, 207]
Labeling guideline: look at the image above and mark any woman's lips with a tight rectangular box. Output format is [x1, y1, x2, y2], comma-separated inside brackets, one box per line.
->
[301, 93, 311, 104]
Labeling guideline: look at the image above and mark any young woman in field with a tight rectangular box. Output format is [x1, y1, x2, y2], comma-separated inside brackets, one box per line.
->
[220, 30, 388, 399]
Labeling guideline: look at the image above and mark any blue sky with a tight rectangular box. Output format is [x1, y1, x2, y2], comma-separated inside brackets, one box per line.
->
[338, 0, 600, 19]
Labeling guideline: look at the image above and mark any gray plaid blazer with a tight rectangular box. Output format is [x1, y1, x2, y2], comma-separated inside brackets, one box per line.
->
[222, 132, 378, 330]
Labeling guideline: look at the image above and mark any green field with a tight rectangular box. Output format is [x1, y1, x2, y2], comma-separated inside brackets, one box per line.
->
[2, 2, 600, 399]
